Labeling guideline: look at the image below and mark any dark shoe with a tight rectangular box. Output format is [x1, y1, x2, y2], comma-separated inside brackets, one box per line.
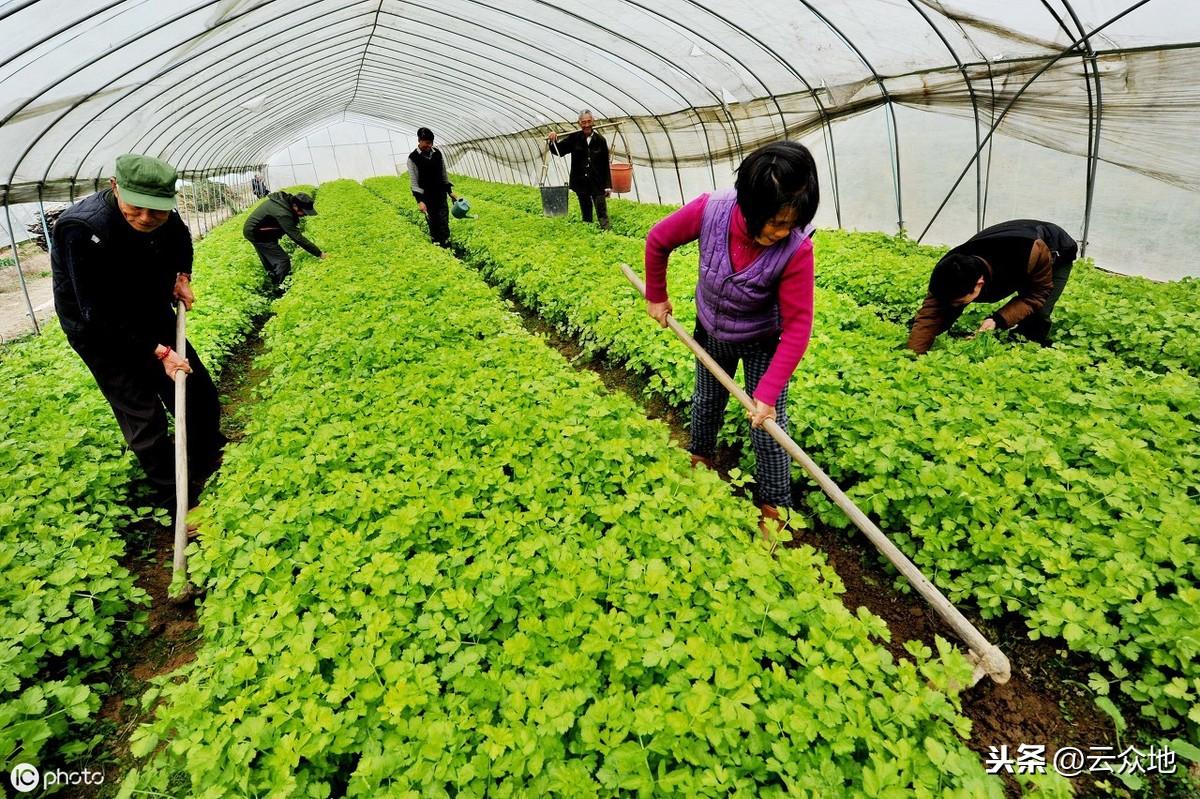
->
[599, 221, 611, 231]
[690, 453, 716, 470]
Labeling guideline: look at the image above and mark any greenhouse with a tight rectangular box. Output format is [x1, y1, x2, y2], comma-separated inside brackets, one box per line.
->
[1, 1, 1197, 797]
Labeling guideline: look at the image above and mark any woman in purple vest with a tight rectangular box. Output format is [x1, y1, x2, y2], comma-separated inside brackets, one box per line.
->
[644, 141, 819, 536]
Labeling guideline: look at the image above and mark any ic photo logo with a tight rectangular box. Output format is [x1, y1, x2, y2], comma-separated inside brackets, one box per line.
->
[10, 763, 39, 793]
[8, 762, 105, 793]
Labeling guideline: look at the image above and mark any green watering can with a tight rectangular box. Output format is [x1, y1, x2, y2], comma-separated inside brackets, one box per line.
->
[451, 198, 471, 219]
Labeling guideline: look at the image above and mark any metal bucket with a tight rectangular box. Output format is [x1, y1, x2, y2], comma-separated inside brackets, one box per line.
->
[540, 185, 569, 217]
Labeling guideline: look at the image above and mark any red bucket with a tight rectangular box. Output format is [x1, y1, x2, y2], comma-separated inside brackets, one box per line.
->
[610, 162, 633, 194]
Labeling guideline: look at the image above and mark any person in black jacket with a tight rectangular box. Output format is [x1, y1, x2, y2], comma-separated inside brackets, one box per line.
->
[407, 127, 460, 247]
[51, 154, 225, 516]
[548, 110, 613, 230]
[907, 219, 1077, 353]
[242, 190, 323, 290]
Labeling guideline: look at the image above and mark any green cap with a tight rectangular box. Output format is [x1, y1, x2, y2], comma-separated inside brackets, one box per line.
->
[114, 154, 178, 211]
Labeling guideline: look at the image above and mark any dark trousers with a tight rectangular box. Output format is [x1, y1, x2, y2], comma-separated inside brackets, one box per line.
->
[251, 240, 291, 287]
[425, 195, 451, 246]
[575, 191, 609, 229]
[71, 337, 226, 509]
[690, 327, 792, 508]
[1015, 251, 1075, 343]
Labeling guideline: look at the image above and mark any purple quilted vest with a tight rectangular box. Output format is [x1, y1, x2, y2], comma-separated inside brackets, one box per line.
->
[695, 188, 813, 341]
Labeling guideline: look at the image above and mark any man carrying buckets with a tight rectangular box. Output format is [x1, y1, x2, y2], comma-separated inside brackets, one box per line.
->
[548, 110, 613, 230]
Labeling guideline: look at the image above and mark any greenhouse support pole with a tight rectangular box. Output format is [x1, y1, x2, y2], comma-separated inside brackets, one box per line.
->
[37, 187, 54, 260]
[4, 202, 40, 336]
[1060, 0, 1103, 257]
[621, 263, 1012, 686]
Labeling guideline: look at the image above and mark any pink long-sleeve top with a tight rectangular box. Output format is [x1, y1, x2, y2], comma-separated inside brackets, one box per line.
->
[644, 193, 814, 407]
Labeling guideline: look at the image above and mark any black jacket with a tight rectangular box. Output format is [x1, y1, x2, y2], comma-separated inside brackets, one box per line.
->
[550, 131, 612, 195]
[51, 189, 192, 355]
[407, 147, 453, 202]
[242, 191, 322, 256]
[907, 219, 1077, 353]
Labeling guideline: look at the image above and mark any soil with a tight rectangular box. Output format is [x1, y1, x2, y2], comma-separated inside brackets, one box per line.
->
[0, 240, 54, 343]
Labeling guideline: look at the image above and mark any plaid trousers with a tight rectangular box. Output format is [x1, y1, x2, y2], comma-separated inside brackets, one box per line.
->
[690, 327, 792, 508]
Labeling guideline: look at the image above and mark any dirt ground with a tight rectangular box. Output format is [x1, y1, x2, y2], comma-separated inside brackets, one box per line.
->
[0, 241, 54, 343]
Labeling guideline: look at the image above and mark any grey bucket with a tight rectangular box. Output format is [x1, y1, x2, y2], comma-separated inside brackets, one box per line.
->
[540, 185, 569, 217]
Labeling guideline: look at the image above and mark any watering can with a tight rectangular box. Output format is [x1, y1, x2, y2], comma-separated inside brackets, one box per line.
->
[451, 197, 471, 219]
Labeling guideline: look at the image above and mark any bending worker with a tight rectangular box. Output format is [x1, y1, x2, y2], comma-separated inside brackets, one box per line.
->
[243, 189, 323, 289]
[907, 219, 1077, 353]
[51, 153, 225, 517]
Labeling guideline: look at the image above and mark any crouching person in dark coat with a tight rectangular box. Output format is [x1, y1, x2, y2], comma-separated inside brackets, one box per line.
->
[907, 219, 1077, 353]
[242, 190, 323, 289]
[51, 153, 226, 516]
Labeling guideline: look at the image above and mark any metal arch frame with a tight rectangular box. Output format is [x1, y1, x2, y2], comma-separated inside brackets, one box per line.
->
[180, 44, 580, 186]
[233, 104, 488, 186]
[343, 69, 543, 173]
[639, 0, 844, 224]
[75, 8, 516, 188]
[357, 25, 612, 182]
[905, 0, 986, 233]
[0, 0, 128, 73]
[0, 1, 39, 25]
[938, 10, 1001, 228]
[610, 0, 787, 161]
[362, 36, 554, 182]
[2, 0, 255, 192]
[6, 0, 658, 199]
[507, 0, 740, 179]
[374, 1, 672, 197]
[111, 7, 378, 154]
[1057, 0, 1104, 256]
[1038, 0, 1098, 252]
[346, 0, 386, 110]
[369, 7, 672, 195]
[377, 0, 691, 204]
[165, 58, 369, 171]
[76, 20, 375, 184]
[186, 81, 493, 183]
[214, 78, 525, 179]
[921, 7, 1002, 228]
[38, 0, 364, 189]
[7, 1, 837, 206]
[917, 0, 1154, 242]
[170, 55, 536, 182]
[367, 16, 656, 189]
[793, 0, 905, 231]
[112, 10, 535, 186]
[0, 0, 1172, 225]
[371, 12, 685, 200]
[375, 4, 677, 204]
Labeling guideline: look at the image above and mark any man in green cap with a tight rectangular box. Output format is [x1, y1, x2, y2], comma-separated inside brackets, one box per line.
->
[242, 189, 324, 289]
[51, 153, 226, 517]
